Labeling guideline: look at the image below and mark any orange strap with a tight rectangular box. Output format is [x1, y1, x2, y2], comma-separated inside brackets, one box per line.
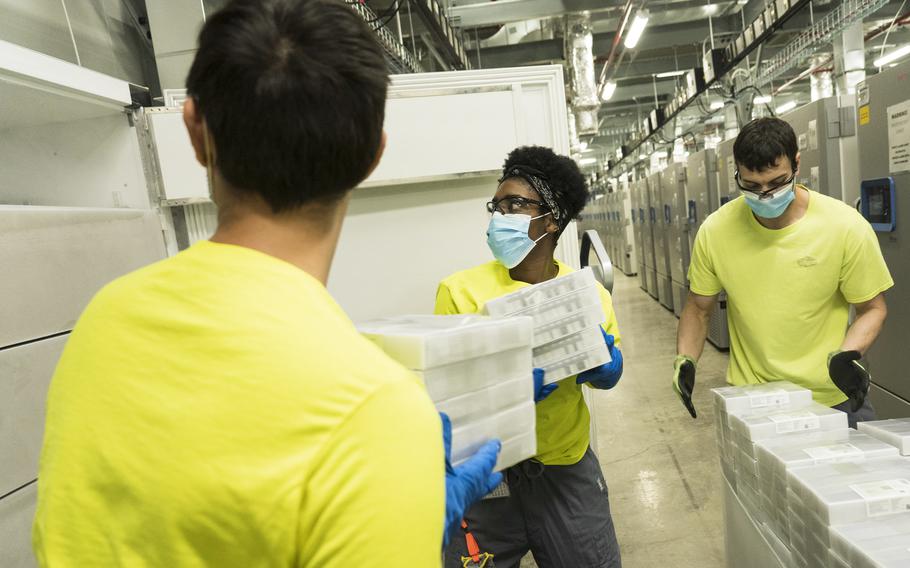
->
[461, 520, 481, 562]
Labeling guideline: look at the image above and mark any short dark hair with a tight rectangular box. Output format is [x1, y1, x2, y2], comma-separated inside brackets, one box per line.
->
[733, 117, 799, 173]
[186, 0, 389, 212]
[502, 146, 588, 235]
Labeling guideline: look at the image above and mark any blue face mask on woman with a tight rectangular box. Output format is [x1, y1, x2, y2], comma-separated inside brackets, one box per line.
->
[741, 179, 796, 219]
[486, 211, 551, 268]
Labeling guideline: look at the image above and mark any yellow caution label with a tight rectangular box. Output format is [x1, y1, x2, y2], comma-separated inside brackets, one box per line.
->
[859, 105, 870, 125]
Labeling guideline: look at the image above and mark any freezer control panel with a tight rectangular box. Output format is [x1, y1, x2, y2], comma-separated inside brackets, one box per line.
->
[861, 177, 896, 232]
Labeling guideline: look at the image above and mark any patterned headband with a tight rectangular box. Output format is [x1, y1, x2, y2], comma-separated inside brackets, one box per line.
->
[499, 165, 570, 232]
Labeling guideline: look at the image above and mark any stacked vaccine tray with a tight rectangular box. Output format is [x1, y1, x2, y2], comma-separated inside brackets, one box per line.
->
[829, 515, 910, 568]
[858, 418, 910, 455]
[754, 429, 899, 546]
[358, 314, 536, 471]
[712, 382, 813, 488]
[786, 457, 910, 568]
[729, 402, 848, 527]
[482, 267, 609, 384]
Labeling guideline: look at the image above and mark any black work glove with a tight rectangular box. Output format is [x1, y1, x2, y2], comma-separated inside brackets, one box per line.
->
[672, 354, 698, 419]
[828, 350, 871, 413]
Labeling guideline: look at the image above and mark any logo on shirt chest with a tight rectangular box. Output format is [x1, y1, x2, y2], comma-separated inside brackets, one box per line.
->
[797, 256, 818, 268]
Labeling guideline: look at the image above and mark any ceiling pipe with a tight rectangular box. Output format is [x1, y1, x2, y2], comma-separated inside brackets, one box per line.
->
[597, 0, 635, 96]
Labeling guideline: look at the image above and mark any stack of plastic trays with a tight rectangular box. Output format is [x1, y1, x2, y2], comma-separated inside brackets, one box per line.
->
[728, 402, 848, 527]
[754, 430, 899, 546]
[858, 418, 910, 455]
[830, 515, 910, 568]
[786, 458, 910, 568]
[357, 314, 536, 471]
[483, 267, 609, 384]
[711, 382, 813, 488]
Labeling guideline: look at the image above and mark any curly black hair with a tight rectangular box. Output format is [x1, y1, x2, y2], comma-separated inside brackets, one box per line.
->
[501, 146, 589, 234]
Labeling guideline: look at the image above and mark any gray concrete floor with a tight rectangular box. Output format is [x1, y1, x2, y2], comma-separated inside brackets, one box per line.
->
[522, 272, 730, 568]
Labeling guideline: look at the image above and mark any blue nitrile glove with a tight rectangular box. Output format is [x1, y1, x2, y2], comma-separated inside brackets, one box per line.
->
[441, 412, 503, 548]
[533, 368, 559, 403]
[576, 328, 623, 389]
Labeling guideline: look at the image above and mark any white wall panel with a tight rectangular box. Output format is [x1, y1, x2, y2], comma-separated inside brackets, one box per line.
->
[0, 206, 166, 348]
[0, 336, 66, 497]
[0, 483, 37, 568]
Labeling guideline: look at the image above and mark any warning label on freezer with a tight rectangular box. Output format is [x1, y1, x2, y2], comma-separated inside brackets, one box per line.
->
[888, 100, 910, 174]
[804, 443, 864, 464]
[850, 478, 910, 518]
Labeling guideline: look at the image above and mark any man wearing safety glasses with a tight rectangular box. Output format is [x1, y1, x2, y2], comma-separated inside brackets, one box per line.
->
[672, 117, 893, 427]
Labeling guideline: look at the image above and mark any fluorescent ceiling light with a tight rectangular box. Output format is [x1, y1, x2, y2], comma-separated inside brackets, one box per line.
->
[578, 141, 589, 151]
[754, 95, 772, 104]
[704, 4, 719, 14]
[776, 100, 797, 114]
[579, 157, 597, 165]
[710, 100, 725, 110]
[602, 80, 617, 101]
[874, 44, 910, 68]
[737, 0, 748, 4]
[624, 10, 649, 49]
[655, 70, 687, 78]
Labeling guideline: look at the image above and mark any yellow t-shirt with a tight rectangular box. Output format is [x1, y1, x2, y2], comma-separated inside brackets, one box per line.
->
[33, 241, 444, 567]
[688, 189, 894, 406]
[435, 260, 621, 466]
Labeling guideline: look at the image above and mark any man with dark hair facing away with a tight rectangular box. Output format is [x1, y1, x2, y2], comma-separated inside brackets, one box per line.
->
[673, 117, 893, 428]
[32, 1, 499, 566]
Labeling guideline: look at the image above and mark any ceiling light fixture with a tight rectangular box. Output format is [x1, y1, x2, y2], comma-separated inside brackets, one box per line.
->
[579, 157, 598, 165]
[602, 80, 618, 101]
[753, 95, 773, 104]
[655, 70, 688, 78]
[873, 44, 910, 67]
[710, 100, 725, 110]
[776, 100, 797, 114]
[704, 4, 719, 14]
[624, 10, 650, 49]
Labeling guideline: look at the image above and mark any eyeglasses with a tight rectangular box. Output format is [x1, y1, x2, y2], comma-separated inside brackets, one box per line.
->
[734, 170, 796, 200]
[486, 196, 550, 215]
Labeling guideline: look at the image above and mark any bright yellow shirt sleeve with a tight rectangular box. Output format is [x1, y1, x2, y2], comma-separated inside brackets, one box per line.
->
[687, 222, 722, 297]
[299, 380, 444, 567]
[839, 218, 894, 304]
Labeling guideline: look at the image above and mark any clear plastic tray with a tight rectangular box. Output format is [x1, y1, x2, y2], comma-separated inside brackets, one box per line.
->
[482, 267, 596, 315]
[787, 458, 910, 525]
[415, 345, 532, 402]
[486, 286, 603, 331]
[537, 339, 611, 384]
[435, 374, 533, 426]
[729, 402, 848, 442]
[451, 401, 536, 466]
[493, 431, 537, 471]
[830, 515, 910, 567]
[531, 303, 606, 347]
[858, 418, 910, 456]
[755, 430, 899, 481]
[532, 325, 607, 368]
[712, 381, 813, 414]
[358, 314, 533, 369]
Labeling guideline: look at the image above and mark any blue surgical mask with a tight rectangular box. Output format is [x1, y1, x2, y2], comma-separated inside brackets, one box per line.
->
[741, 182, 796, 219]
[486, 212, 551, 269]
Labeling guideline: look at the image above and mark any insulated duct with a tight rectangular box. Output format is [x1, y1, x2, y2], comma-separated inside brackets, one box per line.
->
[567, 14, 600, 136]
[810, 54, 834, 101]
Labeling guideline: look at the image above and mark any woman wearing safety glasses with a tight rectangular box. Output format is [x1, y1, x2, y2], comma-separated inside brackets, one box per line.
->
[436, 146, 624, 568]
